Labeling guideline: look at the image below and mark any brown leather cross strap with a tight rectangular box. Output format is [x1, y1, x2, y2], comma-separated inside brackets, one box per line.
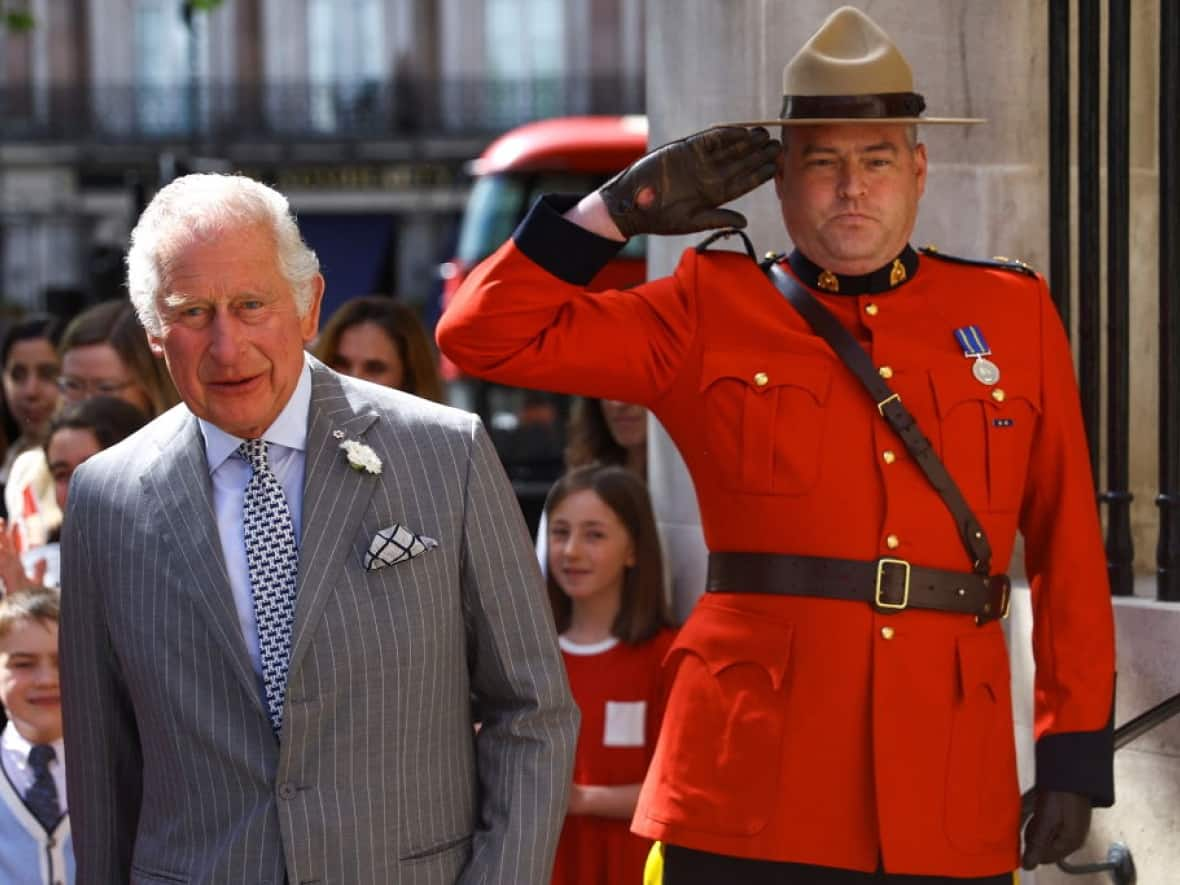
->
[766, 262, 993, 576]
[707, 552, 1011, 622]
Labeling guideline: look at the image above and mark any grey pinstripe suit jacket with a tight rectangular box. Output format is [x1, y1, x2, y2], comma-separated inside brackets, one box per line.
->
[60, 362, 578, 884]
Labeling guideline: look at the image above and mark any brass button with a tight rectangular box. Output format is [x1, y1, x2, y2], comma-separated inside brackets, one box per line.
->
[865, 303, 879, 316]
[880, 626, 895, 640]
[753, 372, 769, 387]
[878, 365, 894, 379]
[885, 534, 900, 549]
[882, 450, 897, 464]
[991, 388, 1006, 403]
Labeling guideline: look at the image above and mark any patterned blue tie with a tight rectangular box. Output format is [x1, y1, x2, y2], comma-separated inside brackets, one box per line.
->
[239, 438, 299, 734]
[25, 744, 60, 831]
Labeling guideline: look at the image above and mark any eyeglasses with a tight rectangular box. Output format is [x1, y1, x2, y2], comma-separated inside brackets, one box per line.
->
[57, 376, 135, 398]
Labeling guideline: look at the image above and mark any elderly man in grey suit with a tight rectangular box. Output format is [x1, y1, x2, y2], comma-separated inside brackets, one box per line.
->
[58, 173, 578, 884]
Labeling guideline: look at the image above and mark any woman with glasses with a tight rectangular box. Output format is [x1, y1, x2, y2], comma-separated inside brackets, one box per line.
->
[0, 315, 64, 525]
[55, 299, 178, 417]
[4, 300, 178, 535]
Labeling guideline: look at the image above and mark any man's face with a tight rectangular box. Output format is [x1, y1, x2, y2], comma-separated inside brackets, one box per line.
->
[775, 123, 927, 276]
[148, 223, 324, 439]
[0, 618, 62, 745]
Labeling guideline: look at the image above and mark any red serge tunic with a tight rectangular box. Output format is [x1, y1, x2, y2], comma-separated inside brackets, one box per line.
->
[437, 196, 1116, 878]
[552, 629, 676, 885]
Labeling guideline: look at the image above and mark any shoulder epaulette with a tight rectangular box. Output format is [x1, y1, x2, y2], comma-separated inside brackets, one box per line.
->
[919, 244, 1038, 277]
[695, 227, 758, 262]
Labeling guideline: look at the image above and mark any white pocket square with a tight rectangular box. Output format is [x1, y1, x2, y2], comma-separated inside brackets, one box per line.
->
[364, 523, 438, 571]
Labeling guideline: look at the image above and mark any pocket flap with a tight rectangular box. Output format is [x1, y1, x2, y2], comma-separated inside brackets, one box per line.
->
[667, 604, 793, 690]
[700, 351, 833, 405]
[931, 361, 1041, 418]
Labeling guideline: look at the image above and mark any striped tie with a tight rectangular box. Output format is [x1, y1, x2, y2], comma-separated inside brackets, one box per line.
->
[25, 744, 60, 831]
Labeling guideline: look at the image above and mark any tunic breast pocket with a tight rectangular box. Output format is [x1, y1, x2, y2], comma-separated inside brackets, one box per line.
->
[699, 351, 833, 496]
[931, 365, 1041, 514]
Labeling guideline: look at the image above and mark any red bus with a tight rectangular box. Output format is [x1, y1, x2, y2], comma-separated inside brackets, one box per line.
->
[439, 115, 648, 532]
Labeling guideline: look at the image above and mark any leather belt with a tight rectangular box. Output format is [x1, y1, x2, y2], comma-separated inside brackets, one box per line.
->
[706, 552, 1011, 623]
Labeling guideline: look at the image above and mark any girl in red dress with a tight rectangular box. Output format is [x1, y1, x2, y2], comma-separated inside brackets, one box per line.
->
[545, 465, 676, 885]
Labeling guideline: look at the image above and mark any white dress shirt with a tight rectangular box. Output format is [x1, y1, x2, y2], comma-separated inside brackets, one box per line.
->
[0, 722, 66, 812]
[199, 359, 312, 680]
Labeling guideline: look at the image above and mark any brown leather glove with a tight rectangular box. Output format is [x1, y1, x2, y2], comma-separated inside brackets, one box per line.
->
[1021, 790, 1093, 870]
[599, 126, 781, 238]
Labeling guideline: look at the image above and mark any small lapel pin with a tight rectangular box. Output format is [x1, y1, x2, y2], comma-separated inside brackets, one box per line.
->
[332, 429, 345, 440]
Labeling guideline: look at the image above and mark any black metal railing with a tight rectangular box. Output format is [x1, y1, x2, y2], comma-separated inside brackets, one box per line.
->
[1049, 1, 1180, 599]
[1076, 0, 1102, 490]
[1160, 0, 1180, 601]
[1105, 0, 1134, 597]
[1048, 0, 1071, 327]
[0, 75, 644, 144]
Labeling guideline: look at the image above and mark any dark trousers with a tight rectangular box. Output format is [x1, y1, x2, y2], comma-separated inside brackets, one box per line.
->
[663, 846, 1013, 885]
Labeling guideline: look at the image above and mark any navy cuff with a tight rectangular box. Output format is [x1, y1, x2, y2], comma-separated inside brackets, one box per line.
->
[512, 194, 626, 286]
[1034, 711, 1115, 807]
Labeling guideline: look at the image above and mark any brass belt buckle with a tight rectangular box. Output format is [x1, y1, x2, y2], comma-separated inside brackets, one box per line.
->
[875, 558, 911, 611]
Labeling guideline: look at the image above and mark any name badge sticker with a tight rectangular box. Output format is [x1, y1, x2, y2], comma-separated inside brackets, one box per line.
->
[603, 700, 647, 747]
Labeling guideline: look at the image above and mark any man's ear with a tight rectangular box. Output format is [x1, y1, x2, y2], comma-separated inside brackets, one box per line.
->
[300, 274, 326, 343]
[147, 330, 165, 358]
[913, 143, 928, 198]
[773, 147, 787, 201]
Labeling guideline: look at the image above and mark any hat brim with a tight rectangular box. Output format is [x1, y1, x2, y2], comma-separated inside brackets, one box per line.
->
[719, 116, 986, 127]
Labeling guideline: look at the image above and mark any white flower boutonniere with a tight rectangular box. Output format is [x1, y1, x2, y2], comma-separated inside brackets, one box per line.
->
[339, 439, 383, 475]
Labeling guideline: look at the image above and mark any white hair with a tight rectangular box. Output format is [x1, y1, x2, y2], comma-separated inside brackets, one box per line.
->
[126, 173, 320, 336]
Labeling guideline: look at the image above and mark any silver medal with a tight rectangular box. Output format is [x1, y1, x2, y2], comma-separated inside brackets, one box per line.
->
[972, 357, 1000, 386]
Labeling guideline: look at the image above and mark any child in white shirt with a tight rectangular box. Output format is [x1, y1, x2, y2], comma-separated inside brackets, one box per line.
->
[0, 587, 73, 885]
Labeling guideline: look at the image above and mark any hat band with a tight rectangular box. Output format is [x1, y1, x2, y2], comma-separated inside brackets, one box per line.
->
[779, 91, 927, 120]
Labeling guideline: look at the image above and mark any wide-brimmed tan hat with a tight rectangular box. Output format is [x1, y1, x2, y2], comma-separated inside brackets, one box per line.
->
[725, 6, 983, 127]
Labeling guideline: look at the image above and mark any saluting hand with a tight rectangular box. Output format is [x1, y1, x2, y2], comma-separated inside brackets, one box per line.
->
[599, 126, 781, 237]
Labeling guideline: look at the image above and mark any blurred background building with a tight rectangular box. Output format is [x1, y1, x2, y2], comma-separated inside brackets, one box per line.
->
[0, 0, 645, 321]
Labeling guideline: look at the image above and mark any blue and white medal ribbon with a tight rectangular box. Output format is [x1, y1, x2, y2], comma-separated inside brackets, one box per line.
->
[954, 325, 1001, 385]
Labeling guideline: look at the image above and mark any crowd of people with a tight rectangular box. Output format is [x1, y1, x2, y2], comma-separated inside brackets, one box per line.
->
[0, 7, 1118, 885]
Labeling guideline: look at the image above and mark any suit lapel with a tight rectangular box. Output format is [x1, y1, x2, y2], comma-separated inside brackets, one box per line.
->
[140, 411, 264, 712]
[288, 365, 380, 677]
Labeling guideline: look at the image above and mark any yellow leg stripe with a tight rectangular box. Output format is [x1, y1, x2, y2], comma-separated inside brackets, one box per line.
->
[643, 840, 665, 884]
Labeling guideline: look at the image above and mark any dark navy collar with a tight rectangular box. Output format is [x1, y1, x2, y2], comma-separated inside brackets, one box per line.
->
[786, 245, 920, 296]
